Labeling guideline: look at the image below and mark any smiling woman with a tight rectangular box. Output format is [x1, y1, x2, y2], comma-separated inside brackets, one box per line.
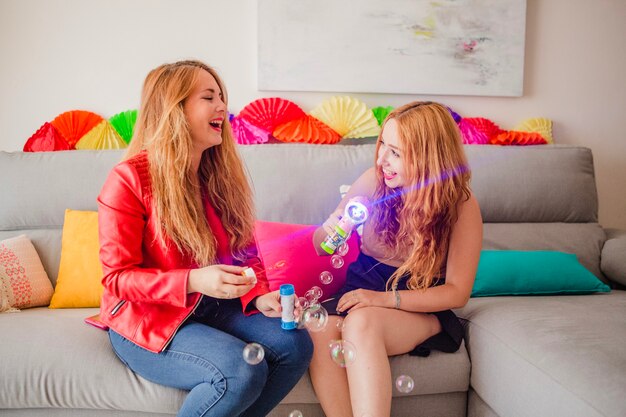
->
[97, 60, 313, 417]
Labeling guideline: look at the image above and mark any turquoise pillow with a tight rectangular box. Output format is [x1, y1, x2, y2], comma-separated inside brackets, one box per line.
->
[471, 250, 611, 297]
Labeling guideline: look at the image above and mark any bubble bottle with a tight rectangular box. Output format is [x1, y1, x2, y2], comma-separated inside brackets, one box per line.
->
[280, 284, 296, 330]
[320, 196, 369, 255]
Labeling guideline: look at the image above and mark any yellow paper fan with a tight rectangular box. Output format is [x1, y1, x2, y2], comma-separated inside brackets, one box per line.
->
[513, 118, 553, 144]
[310, 96, 381, 139]
[75, 120, 127, 150]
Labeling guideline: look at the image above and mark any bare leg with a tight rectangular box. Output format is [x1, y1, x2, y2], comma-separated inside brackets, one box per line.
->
[342, 307, 442, 417]
[308, 315, 353, 417]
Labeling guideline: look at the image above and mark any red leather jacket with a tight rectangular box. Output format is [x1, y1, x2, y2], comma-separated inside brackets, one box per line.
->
[97, 152, 269, 353]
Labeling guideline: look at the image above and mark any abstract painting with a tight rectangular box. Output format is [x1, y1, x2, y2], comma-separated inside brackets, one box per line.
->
[258, 0, 527, 96]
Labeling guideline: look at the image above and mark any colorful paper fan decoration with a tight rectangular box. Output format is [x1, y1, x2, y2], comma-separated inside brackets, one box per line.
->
[273, 115, 342, 144]
[239, 98, 306, 133]
[51, 110, 104, 148]
[371, 106, 394, 126]
[109, 110, 137, 144]
[231, 116, 271, 145]
[75, 120, 127, 150]
[23, 122, 71, 152]
[491, 131, 547, 146]
[462, 117, 503, 144]
[513, 118, 553, 144]
[310, 96, 381, 139]
[458, 119, 489, 144]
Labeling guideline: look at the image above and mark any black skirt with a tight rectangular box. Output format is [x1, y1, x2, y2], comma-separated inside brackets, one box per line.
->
[321, 253, 464, 357]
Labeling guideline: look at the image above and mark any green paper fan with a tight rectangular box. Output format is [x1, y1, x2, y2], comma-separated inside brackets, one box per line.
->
[109, 110, 137, 144]
[371, 106, 394, 126]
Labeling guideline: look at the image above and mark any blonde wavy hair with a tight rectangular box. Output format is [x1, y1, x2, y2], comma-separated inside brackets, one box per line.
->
[372, 101, 471, 291]
[125, 60, 255, 266]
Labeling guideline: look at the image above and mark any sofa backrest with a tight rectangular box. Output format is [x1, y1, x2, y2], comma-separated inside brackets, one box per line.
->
[0, 144, 604, 284]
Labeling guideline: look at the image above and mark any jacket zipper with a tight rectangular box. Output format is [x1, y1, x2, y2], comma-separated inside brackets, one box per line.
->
[161, 296, 202, 352]
[110, 300, 126, 316]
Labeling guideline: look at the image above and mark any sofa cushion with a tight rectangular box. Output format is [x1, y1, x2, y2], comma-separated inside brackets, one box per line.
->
[472, 250, 610, 297]
[255, 220, 359, 299]
[465, 145, 598, 223]
[0, 308, 470, 413]
[457, 291, 626, 417]
[0, 234, 53, 311]
[0, 307, 185, 414]
[49, 210, 103, 308]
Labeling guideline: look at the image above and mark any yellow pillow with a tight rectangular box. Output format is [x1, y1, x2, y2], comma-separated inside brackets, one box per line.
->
[49, 210, 103, 308]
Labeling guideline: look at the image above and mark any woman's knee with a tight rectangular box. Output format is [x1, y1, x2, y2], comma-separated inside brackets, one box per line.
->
[228, 354, 269, 397]
[343, 308, 383, 341]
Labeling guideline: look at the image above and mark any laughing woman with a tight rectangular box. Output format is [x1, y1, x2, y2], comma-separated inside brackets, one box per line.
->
[310, 101, 483, 417]
[97, 60, 312, 417]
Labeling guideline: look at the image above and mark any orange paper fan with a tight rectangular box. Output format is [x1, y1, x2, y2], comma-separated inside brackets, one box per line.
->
[23, 122, 71, 152]
[273, 115, 341, 144]
[51, 110, 104, 148]
[492, 131, 547, 146]
[239, 98, 306, 132]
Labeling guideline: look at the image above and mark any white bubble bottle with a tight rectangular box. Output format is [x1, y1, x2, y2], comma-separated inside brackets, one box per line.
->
[280, 284, 296, 330]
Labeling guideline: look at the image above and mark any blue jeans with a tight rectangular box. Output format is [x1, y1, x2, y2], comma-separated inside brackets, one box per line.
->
[109, 298, 313, 417]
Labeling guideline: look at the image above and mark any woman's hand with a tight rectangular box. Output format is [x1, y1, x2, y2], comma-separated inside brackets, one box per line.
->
[254, 290, 304, 319]
[336, 289, 392, 313]
[187, 264, 255, 299]
[322, 208, 343, 235]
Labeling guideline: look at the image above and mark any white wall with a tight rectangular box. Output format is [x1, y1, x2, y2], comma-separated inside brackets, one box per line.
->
[1, 0, 625, 229]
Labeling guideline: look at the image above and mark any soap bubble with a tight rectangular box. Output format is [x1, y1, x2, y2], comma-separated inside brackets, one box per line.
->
[242, 343, 265, 365]
[336, 317, 345, 332]
[330, 255, 344, 269]
[297, 296, 309, 310]
[319, 271, 333, 285]
[395, 375, 415, 393]
[329, 339, 357, 367]
[288, 411, 303, 417]
[337, 243, 349, 256]
[306, 286, 323, 303]
[303, 304, 329, 332]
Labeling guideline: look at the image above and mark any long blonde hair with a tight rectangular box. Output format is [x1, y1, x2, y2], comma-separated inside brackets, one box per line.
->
[125, 60, 255, 266]
[372, 102, 471, 291]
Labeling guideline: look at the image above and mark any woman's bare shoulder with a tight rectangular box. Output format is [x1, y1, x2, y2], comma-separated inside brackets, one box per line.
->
[349, 167, 377, 198]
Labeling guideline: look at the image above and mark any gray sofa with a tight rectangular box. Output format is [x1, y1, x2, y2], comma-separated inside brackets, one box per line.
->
[1, 144, 625, 417]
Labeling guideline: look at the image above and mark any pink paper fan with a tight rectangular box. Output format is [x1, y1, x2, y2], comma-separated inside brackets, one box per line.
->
[458, 119, 488, 144]
[492, 131, 547, 146]
[273, 115, 341, 144]
[23, 122, 71, 152]
[231, 116, 271, 145]
[239, 98, 306, 132]
[463, 117, 503, 143]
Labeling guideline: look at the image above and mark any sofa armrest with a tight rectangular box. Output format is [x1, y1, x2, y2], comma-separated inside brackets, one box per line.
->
[601, 228, 626, 286]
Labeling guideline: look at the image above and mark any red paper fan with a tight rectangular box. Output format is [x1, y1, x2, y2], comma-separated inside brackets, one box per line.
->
[273, 115, 341, 144]
[492, 131, 547, 146]
[463, 117, 503, 143]
[51, 110, 104, 148]
[239, 98, 306, 132]
[23, 122, 71, 152]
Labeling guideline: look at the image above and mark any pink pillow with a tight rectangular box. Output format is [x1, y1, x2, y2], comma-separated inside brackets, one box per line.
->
[255, 220, 360, 299]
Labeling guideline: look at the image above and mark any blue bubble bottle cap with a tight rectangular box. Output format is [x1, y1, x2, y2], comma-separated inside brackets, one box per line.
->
[280, 284, 295, 296]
